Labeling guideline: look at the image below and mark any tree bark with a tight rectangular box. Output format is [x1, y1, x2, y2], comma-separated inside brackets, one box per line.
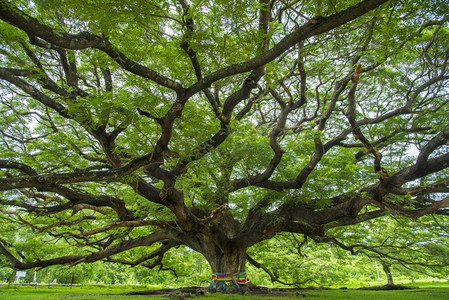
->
[199, 239, 247, 273]
[381, 261, 394, 286]
[209, 254, 246, 274]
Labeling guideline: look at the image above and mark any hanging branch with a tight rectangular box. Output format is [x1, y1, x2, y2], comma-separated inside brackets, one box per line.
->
[247, 254, 323, 287]
[345, 64, 388, 180]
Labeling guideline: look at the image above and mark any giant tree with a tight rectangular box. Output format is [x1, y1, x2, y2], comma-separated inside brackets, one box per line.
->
[0, 0, 448, 281]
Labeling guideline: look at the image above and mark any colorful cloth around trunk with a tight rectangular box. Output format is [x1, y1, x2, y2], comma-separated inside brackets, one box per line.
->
[209, 272, 249, 291]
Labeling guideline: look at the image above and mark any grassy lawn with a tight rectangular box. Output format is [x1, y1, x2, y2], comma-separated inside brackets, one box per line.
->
[302, 288, 449, 300]
[1, 283, 448, 299]
[0, 285, 161, 300]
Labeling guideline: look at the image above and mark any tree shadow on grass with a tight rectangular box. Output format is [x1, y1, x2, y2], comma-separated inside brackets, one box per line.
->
[358, 284, 413, 290]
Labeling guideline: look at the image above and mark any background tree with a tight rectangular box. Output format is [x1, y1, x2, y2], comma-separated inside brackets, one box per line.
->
[0, 0, 448, 282]
[246, 213, 449, 287]
[327, 214, 449, 286]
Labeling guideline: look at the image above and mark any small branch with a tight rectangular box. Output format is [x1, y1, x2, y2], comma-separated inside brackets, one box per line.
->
[277, 0, 312, 22]
[106, 240, 179, 268]
[416, 129, 449, 169]
[386, 151, 449, 188]
[345, 64, 387, 180]
[82, 219, 174, 236]
[178, 0, 203, 81]
[247, 254, 319, 287]
[101, 67, 112, 92]
[11, 212, 96, 233]
[201, 203, 229, 226]
[137, 108, 163, 124]
[376, 197, 449, 219]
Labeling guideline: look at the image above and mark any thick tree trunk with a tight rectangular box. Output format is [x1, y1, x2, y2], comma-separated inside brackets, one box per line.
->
[189, 212, 249, 274]
[209, 252, 246, 274]
[195, 235, 247, 274]
[203, 246, 247, 274]
[381, 261, 394, 285]
[197, 239, 249, 291]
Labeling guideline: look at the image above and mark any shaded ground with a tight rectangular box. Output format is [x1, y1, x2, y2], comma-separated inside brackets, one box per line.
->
[358, 284, 413, 290]
[126, 284, 305, 298]
[126, 283, 417, 298]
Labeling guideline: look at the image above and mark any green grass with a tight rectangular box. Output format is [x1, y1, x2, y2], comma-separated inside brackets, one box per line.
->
[303, 288, 449, 300]
[0, 286, 163, 300]
[1, 284, 448, 299]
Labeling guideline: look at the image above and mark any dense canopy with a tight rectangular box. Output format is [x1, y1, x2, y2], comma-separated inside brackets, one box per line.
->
[0, 0, 448, 281]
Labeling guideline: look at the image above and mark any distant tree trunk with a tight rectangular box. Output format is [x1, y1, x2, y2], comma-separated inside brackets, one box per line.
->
[381, 261, 394, 286]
